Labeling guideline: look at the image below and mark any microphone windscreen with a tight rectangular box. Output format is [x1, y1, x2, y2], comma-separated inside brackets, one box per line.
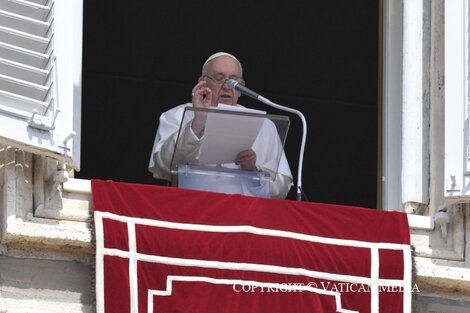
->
[227, 79, 238, 90]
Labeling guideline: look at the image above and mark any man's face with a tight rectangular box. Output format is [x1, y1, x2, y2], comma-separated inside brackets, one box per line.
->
[201, 56, 243, 106]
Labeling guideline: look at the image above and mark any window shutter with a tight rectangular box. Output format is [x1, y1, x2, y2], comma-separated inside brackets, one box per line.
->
[0, 0, 82, 170]
[444, 0, 469, 197]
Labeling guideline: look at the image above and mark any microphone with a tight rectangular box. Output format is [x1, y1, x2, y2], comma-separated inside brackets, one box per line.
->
[227, 79, 307, 201]
[227, 79, 260, 100]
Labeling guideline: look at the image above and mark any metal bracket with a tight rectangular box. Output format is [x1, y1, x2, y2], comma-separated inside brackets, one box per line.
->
[47, 163, 69, 201]
[434, 210, 451, 239]
[58, 131, 76, 151]
[28, 108, 60, 132]
[446, 175, 461, 192]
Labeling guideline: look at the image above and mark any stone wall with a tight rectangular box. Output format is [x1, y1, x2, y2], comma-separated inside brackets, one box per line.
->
[1, 146, 469, 312]
[0, 147, 93, 313]
[0, 256, 93, 313]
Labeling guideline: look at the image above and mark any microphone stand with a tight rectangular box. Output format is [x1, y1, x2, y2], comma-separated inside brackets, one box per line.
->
[227, 79, 307, 201]
[256, 96, 307, 201]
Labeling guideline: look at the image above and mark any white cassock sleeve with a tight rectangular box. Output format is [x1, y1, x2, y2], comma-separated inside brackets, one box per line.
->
[148, 103, 293, 199]
[148, 103, 199, 180]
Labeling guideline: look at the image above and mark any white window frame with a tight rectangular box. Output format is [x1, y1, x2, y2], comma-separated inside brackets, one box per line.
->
[0, 0, 82, 170]
[382, 0, 403, 213]
[445, 0, 469, 198]
[383, 0, 470, 209]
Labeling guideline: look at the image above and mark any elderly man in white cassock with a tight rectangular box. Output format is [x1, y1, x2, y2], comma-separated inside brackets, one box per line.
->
[148, 52, 293, 199]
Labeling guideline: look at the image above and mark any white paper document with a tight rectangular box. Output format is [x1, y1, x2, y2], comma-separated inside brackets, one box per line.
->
[215, 103, 266, 114]
[198, 105, 266, 165]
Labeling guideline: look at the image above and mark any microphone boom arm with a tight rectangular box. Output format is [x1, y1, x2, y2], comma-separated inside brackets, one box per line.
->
[257, 96, 307, 201]
[227, 78, 307, 201]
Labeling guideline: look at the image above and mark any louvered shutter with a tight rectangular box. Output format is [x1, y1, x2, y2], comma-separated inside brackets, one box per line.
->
[0, 0, 82, 169]
[444, 0, 470, 197]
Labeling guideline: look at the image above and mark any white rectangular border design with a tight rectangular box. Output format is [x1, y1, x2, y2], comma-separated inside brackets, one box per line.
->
[95, 211, 412, 313]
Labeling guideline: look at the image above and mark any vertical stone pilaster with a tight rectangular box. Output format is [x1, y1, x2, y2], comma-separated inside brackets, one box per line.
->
[0, 147, 33, 235]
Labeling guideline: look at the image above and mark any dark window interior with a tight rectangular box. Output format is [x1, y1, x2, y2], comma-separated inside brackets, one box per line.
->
[78, 0, 379, 208]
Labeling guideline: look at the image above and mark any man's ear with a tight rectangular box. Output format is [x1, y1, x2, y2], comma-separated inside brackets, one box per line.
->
[198, 76, 204, 82]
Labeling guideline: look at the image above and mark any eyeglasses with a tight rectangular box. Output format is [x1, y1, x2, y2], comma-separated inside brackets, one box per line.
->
[203, 74, 244, 85]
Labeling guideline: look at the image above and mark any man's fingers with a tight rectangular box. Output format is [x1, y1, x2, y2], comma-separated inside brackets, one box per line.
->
[234, 150, 256, 169]
[236, 150, 255, 159]
[192, 86, 212, 108]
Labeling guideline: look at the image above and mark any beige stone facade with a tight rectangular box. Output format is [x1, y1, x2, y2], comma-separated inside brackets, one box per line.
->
[1, 146, 469, 312]
[0, 147, 93, 313]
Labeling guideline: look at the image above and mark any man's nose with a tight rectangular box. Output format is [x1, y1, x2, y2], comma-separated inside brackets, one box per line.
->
[222, 79, 230, 89]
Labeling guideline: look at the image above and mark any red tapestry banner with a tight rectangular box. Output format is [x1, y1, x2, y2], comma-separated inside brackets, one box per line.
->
[92, 179, 412, 313]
